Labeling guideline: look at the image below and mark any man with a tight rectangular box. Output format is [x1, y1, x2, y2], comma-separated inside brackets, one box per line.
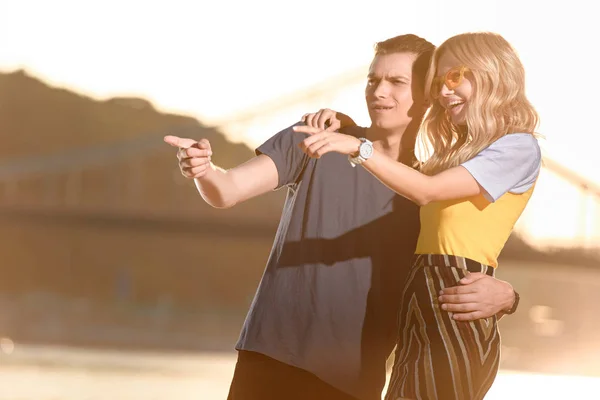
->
[164, 34, 518, 400]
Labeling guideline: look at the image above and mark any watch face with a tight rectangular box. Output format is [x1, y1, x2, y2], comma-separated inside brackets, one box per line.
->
[359, 142, 374, 159]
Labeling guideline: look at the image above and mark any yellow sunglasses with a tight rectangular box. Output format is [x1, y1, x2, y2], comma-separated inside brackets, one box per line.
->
[430, 66, 470, 99]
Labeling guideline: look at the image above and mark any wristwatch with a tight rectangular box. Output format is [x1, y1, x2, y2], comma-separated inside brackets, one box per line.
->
[348, 138, 374, 167]
[504, 290, 520, 315]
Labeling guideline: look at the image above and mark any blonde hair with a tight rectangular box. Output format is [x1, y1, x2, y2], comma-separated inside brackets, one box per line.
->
[418, 32, 539, 175]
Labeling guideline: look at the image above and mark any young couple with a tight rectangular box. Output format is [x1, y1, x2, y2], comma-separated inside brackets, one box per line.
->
[165, 31, 540, 400]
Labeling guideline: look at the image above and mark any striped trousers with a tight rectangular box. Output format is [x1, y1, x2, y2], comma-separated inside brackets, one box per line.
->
[385, 254, 501, 400]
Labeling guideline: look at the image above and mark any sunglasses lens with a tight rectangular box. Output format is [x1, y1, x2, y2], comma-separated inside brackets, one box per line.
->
[446, 69, 463, 89]
[431, 67, 467, 98]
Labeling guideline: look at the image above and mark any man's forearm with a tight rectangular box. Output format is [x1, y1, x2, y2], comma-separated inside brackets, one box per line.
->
[191, 154, 279, 208]
[193, 164, 238, 208]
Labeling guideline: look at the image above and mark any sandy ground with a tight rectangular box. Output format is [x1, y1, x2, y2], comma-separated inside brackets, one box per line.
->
[0, 344, 598, 400]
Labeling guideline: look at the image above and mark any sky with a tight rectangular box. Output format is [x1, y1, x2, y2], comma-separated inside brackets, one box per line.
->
[1, 0, 599, 245]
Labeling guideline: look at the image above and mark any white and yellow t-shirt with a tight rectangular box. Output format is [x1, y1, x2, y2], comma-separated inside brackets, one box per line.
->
[416, 133, 542, 268]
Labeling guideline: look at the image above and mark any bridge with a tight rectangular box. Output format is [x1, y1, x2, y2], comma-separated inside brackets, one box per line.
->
[1, 65, 598, 249]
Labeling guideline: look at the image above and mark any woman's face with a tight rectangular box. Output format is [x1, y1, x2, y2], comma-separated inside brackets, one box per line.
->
[433, 52, 473, 126]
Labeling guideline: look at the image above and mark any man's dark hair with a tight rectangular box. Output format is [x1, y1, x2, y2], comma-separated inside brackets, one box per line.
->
[374, 34, 436, 88]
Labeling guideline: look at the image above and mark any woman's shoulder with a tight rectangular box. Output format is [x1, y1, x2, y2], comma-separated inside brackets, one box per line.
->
[489, 133, 540, 155]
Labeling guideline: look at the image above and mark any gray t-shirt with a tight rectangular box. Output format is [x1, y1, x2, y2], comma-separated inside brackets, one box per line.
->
[461, 133, 542, 201]
[236, 124, 420, 400]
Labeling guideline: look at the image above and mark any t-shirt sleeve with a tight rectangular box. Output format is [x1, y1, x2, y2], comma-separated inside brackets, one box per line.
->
[255, 122, 310, 189]
[461, 133, 541, 202]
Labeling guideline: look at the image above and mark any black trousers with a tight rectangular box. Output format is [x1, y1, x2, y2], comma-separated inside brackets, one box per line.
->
[227, 350, 360, 400]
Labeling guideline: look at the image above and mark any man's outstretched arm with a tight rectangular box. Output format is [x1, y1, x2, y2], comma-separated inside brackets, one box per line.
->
[164, 136, 278, 209]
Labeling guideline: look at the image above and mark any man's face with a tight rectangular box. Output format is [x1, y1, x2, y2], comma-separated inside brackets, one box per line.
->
[365, 52, 425, 132]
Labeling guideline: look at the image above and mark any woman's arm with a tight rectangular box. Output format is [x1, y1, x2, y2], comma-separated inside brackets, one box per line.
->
[294, 126, 540, 206]
[361, 151, 483, 206]
[294, 126, 483, 206]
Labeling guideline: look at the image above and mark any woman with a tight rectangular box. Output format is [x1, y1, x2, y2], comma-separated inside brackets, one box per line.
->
[294, 32, 541, 399]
